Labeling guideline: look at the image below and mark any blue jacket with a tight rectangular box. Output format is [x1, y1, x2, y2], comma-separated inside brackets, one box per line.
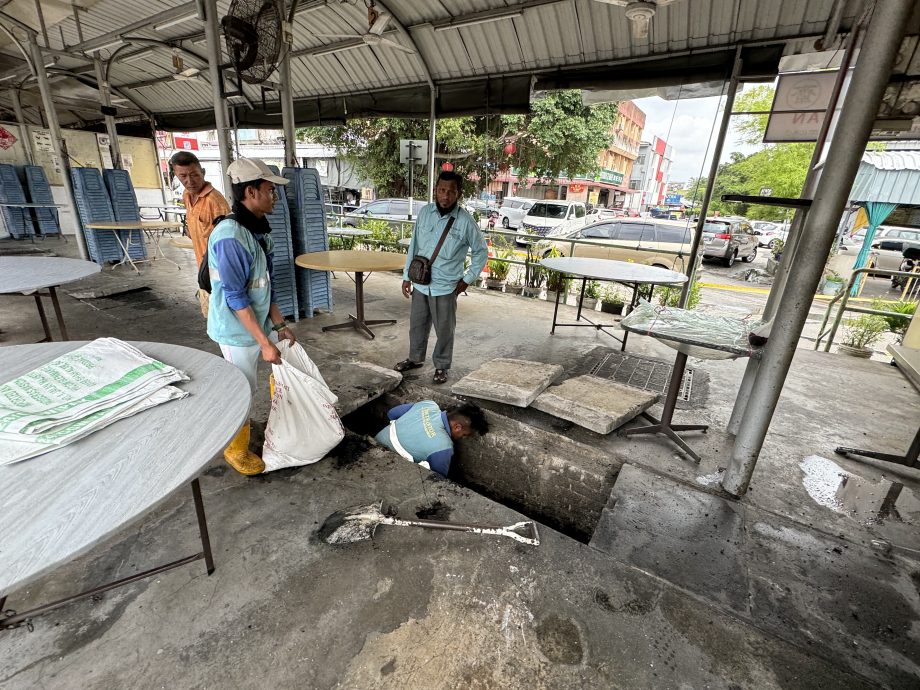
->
[374, 401, 454, 475]
[206, 217, 274, 347]
[403, 204, 488, 297]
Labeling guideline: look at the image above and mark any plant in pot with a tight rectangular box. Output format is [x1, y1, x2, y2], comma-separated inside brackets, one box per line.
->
[581, 280, 602, 310]
[770, 238, 784, 262]
[600, 287, 625, 315]
[486, 251, 511, 290]
[871, 298, 917, 343]
[545, 270, 569, 303]
[838, 314, 888, 358]
[505, 267, 526, 295]
[821, 269, 845, 296]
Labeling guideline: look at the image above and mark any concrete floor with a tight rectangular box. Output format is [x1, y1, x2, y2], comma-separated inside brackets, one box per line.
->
[1, 236, 919, 688]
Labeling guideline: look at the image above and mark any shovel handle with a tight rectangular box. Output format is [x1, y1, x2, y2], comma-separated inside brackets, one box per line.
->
[382, 516, 540, 546]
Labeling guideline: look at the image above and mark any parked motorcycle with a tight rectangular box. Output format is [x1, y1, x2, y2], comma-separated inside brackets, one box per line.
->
[892, 246, 920, 289]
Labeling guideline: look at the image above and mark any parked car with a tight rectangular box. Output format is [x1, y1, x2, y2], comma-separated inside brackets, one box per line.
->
[586, 207, 627, 221]
[701, 217, 758, 267]
[649, 207, 680, 220]
[343, 198, 425, 226]
[866, 227, 920, 276]
[540, 219, 695, 272]
[497, 196, 535, 229]
[751, 221, 788, 248]
[464, 199, 498, 217]
[516, 200, 588, 245]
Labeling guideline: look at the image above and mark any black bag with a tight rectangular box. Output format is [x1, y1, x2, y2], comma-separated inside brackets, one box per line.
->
[198, 214, 235, 293]
[407, 217, 454, 285]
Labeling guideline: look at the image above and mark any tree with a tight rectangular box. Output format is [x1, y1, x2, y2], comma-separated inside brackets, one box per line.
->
[298, 91, 618, 197]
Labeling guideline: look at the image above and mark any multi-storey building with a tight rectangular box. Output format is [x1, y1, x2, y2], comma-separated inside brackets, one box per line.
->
[626, 136, 674, 213]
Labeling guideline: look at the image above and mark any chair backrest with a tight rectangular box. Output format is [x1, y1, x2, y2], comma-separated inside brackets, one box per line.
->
[103, 168, 141, 222]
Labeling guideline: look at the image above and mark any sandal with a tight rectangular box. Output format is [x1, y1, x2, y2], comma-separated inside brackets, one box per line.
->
[433, 369, 449, 384]
[395, 359, 424, 373]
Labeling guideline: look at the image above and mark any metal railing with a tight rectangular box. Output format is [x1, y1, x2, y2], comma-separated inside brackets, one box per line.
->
[814, 266, 919, 351]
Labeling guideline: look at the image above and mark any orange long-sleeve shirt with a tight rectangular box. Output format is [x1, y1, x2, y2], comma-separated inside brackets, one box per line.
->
[183, 183, 231, 266]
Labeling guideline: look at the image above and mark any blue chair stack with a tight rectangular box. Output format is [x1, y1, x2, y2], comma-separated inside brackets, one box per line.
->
[23, 165, 61, 236]
[102, 169, 146, 260]
[282, 167, 333, 318]
[266, 165, 299, 321]
[71, 167, 140, 264]
[0, 163, 31, 239]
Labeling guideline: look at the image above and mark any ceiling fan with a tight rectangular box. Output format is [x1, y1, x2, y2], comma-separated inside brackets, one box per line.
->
[312, 2, 414, 55]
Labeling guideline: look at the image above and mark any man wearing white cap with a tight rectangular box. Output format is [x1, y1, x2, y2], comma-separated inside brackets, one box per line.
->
[207, 157, 294, 475]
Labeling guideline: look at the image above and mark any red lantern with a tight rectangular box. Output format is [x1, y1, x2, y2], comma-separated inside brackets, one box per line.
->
[441, 161, 454, 171]
[503, 142, 516, 156]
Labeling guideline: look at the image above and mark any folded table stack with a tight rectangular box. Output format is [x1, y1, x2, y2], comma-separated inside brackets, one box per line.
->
[0, 338, 189, 464]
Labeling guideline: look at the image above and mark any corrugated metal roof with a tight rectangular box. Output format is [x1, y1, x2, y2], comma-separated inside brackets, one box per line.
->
[0, 0, 917, 128]
[850, 152, 920, 204]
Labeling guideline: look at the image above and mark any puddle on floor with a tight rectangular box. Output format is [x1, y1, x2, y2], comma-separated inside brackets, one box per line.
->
[799, 455, 920, 526]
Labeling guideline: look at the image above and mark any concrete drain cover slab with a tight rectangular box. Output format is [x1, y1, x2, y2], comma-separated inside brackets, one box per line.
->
[574, 346, 709, 409]
[531, 375, 659, 434]
[451, 358, 564, 407]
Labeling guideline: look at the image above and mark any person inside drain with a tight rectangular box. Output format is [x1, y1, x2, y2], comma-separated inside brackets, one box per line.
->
[374, 400, 489, 476]
[395, 170, 488, 386]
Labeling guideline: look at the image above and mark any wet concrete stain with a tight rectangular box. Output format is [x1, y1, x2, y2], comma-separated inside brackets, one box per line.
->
[415, 501, 452, 521]
[535, 615, 583, 665]
[380, 658, 396, 676]
[593, 588, 655, 616]
[330, 433, 372, 468]
[204, 465, 228, 477]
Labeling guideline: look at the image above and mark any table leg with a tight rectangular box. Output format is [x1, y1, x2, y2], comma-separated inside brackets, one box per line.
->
[320, 271, 396, 340]
[0, 478, 216, 631]
[150, 230, 181, 270]
[48, 286, 68, 340]
[623, 351, 709, 463]
[111, 230, 140, 273]
[576, 278, 587, 321]
[550, 284, 562, 334]
[33, 293, 53, 342]
[835, 425, 920, 469]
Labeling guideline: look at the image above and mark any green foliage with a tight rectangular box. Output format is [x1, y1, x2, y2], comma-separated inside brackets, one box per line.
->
[298, 91, 618, 197]
[654, 280, 702, 310]
[824, 269, 843, 282]
[358, 218, 399, 250]
[488, 251, 512, 281]
[546, 270, 568, 293]
[585, 280, 602, 299]
[602, 287, 624, 305]
[870, 299, 917, 338]
[771, 239, 784, 258]
[841, 314, 888, 349]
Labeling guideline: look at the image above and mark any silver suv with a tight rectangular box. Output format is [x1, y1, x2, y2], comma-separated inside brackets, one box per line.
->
[701, 217, 758, 267]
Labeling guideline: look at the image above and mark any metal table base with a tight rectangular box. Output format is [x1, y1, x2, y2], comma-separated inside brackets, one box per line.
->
[549, 277, 652, 351]
[835, 425, 920, 469]
[0, 479, 215, 631]
[32, 286, 68, 342]
[322, 271, 395, 340]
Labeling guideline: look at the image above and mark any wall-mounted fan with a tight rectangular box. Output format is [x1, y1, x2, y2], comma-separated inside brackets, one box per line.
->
[221, 0, 285, 84]
[313, 2, 414, 55]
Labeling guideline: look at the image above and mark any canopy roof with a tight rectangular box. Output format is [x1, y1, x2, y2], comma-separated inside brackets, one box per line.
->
[850, 149, 920, 204]
[0, 1, 918, 131]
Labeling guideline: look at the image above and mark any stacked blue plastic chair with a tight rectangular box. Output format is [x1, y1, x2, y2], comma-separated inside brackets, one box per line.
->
[23, 165, 61, 236]
[0, 163, 32, 239]
[71, 167, 126, 264]
[266, 165, 299, 321]
[282, 167, 333, 318]
[102, 168, 146, 260]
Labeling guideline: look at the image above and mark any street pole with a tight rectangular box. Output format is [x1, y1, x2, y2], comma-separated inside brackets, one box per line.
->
[202, 0, 233, 194]
[721, 0, 914, 498]
[280, 49, 298, 168]
[93, 55, 122, 168]
[428, 85, 437, 203]
[408, 141, 415, 220]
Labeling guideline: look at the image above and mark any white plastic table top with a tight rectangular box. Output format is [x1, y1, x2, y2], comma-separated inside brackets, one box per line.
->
[541, 256, 688, 285]
[0, 341, 250, 595]
[0, 256, 100, 294]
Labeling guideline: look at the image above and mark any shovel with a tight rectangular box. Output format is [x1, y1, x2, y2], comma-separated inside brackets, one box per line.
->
[319, 502, 540, 546]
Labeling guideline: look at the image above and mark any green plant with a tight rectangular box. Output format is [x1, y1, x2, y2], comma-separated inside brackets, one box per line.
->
[824, 269, 843, 282]
[870, 299, 917, 339]
[488, 251, 512, 281]
[770, 238, 784, 258]
[602, 287, 624, 305]
[585, 280, 602, 300]
[655, 280, 702, 310]
[359, 218, 399, 250]
[840, 314, 888, 349]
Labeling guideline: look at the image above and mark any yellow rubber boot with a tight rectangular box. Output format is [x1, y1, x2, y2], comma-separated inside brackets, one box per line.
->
[223, 423, 265, 475]
[269, 373, 275, 399]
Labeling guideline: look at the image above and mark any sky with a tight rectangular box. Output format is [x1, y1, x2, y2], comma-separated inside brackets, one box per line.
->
[632, 92, 761, 184]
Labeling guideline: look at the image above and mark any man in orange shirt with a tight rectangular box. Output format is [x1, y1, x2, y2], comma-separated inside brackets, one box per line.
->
[170, 151, 230, 316]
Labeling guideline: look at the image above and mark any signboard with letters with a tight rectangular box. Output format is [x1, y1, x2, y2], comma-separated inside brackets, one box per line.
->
[764, 70, 851, 143]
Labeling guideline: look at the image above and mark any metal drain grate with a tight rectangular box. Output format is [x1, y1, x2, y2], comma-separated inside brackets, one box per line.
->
[579, 347, 708, 408]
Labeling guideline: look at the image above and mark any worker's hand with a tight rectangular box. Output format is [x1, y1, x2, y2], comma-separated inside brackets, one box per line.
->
[260, 342, 282, 365]
[402, 280, 412, 298]
[454, 279, 469, 296]
[278, 326, 296, 345]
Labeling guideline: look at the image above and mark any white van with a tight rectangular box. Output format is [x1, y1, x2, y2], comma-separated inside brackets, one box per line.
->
[516, 200, 588, 245]
[497, 196, 534, 229]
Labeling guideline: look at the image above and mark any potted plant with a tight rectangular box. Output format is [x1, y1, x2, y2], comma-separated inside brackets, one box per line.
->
[838, 314, 888, 358]
[600, 287, 625, 315]
[486, 251, 511, 290]
[771, 238, 784, 262]
[524, 256, 546, 298]
[581, 280, 602, 311]
[545, 270, 569, 303]
[505, 269, 525, 296]
[821, 269, 845, 296]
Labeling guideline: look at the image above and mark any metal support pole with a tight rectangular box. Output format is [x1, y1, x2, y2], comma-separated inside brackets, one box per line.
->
[721, 0, 914, 498]
[151, 117, 170, 206]
[428, 85, 437, 203]
[93, 56, 122, 168]
[678, 46, 742, 307]
[202, 0, 233, 193]
[9, 88, 33, 164]
[279, 49, 298, 168]
[28, 36, 88, 260]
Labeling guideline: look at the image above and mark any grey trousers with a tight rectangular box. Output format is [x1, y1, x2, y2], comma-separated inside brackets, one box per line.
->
[409, 290, 458, 370]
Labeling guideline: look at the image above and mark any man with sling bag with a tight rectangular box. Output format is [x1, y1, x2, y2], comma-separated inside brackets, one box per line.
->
[395, 171, 488, 385]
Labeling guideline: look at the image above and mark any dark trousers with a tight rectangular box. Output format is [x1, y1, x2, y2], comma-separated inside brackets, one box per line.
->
[409, 290, 458, 370]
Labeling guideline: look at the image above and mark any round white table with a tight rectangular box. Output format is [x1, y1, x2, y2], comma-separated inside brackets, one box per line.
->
[0, 341, 250, 629]
[540, 256, 687, 350]
[0, 256, 100, 341]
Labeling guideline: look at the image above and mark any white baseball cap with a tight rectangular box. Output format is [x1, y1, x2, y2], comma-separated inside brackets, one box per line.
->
[227, 157, 289, 185]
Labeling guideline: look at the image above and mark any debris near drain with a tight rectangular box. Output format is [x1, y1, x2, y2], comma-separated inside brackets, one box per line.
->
[730, 267, 773, 284]
[318, 501, 540, 546]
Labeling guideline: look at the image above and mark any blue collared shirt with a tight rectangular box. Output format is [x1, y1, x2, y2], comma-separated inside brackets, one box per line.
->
[403, 204, 488, 297]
